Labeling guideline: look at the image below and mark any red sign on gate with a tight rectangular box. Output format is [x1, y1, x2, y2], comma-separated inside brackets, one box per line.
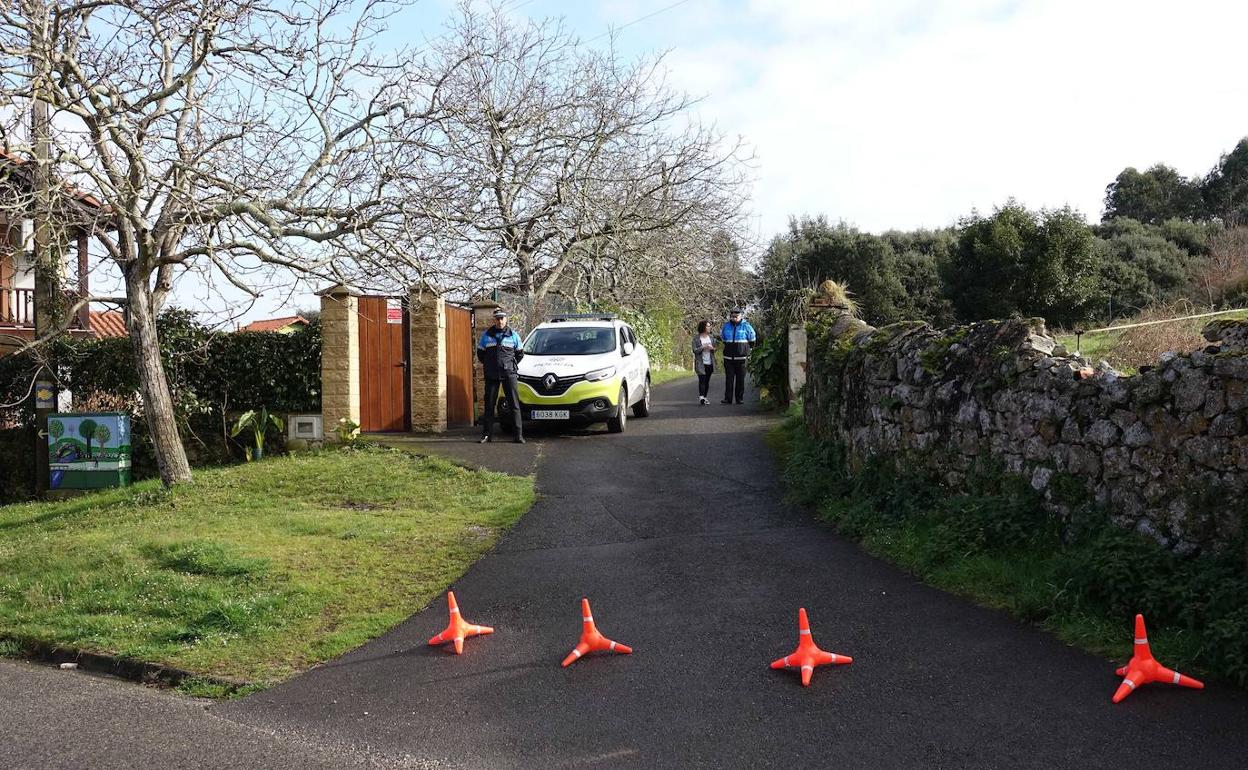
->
[386, 298, 402, 324]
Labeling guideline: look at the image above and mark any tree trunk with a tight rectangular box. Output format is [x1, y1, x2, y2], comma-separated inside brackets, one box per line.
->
[125, 274, 192, 486]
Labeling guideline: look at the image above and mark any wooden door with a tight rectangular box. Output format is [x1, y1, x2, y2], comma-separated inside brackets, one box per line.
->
[445, 305, 474, 427]
[358, 296, 409, 432]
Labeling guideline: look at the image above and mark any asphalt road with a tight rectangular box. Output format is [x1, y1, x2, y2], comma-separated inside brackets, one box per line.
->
[0, 659, 429, 770]
[214, 378, 1248, 769]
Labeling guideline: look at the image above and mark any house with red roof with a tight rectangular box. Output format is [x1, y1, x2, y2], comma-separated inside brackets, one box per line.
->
[239, 315, 310, 334]
[1, 148, 115, 356]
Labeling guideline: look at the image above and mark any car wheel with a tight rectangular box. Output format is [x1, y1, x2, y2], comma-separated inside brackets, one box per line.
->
[632, 375, 651, 418]
[607, 385, 628, 433]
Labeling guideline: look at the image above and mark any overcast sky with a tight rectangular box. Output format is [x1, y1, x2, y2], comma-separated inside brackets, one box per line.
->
[162, 0, 1248, 324]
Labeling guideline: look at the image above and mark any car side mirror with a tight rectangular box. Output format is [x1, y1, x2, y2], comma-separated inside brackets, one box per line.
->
[623, 341, 635, 356]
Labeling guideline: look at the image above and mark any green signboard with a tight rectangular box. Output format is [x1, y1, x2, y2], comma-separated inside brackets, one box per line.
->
[47, 412, 132, 490]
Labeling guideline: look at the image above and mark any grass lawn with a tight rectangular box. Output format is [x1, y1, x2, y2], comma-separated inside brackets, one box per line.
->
[650, 367, 694, 386]
[0, 447, 534, 690]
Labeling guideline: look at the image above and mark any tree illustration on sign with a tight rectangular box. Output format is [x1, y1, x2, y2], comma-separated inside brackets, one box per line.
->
[49, 420, 64, 441]
[79, 419, 99, 459]
[95, 424, 111, 456]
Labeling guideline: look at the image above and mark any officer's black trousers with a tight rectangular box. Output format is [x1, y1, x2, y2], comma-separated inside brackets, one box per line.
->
[482, 374, 523, 438]
[723, 359, 747, 403]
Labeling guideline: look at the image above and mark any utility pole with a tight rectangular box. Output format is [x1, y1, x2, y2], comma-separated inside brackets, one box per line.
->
[30, 1, 60, 496]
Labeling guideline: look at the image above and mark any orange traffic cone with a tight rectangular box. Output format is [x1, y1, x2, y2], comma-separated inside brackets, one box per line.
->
[769, 607, 852, 687]
[1112, 614, 1203, 703]
[427, 591, 494, 655]
[561, 598, 633, 667]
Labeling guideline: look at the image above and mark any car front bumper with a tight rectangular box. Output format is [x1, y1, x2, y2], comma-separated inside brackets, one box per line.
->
[502, 395, 620, 426]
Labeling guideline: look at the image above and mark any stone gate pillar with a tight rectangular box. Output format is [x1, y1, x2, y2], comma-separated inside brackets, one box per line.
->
[319, 284, 361, 440]
[409, 284, 447, 433]
[787, 323, 807, 398]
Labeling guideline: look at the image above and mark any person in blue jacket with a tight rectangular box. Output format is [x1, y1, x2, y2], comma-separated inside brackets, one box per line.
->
[720, 308, 756, 405]
[477, 309, 526, 443]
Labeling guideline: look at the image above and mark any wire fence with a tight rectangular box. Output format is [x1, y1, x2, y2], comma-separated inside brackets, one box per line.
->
[1073, 307, 1248, 355]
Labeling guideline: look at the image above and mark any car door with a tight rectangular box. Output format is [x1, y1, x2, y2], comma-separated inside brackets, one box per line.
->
[620, 324, 644, 402]
[628, 325, 648, 373]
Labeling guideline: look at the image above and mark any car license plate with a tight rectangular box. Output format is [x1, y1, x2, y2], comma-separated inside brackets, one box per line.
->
[530, 409, 570, 420]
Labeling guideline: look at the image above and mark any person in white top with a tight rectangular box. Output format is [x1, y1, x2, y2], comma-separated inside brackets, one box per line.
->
[691, 320, 717, 405]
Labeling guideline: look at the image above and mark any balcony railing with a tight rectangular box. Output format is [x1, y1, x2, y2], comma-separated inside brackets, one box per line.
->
[0, 287, 87, 329]
[0, 287, 34, 326]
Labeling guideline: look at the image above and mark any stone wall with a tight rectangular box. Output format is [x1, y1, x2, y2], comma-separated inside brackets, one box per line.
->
[804, 301, 1248, 554]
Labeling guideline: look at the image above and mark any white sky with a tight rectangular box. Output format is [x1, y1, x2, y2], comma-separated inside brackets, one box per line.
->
[155, 0, 1248, 323]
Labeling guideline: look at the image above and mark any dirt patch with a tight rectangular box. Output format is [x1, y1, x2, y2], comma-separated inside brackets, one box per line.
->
[465, 525, 493, 542]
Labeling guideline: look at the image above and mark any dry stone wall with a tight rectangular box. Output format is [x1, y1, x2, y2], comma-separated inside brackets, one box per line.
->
[804, 308, 1248, 555]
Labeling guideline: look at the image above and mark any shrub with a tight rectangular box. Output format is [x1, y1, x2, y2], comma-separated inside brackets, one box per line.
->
[0, 310, 322, 502]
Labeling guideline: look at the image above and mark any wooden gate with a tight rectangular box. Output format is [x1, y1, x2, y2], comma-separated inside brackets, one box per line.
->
[446, 305, 474, 427]
[358, 296, 410, 432]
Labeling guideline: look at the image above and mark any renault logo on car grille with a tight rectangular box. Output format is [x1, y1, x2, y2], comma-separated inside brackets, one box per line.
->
[542, 373, 558, 391]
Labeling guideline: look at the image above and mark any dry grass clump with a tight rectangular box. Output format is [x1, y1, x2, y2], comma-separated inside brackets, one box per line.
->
[813, 280, 861, 317]
[1109, 305, 1209, 370]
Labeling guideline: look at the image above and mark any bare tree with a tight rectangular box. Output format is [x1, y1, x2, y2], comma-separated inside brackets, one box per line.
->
[390, 3, 752, 326]
[1201, 226, 1248, 306]
[0, 0, 439, 485]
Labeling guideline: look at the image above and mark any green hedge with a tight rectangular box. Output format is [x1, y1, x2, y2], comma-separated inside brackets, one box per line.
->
[0, 310, 321, 503]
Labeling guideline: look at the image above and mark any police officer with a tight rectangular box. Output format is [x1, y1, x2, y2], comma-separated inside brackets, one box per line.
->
[720, 308, 757, 405]
[477, 309, 526, 444]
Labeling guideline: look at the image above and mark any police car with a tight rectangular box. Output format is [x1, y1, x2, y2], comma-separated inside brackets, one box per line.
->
[502, 314, 651, 433]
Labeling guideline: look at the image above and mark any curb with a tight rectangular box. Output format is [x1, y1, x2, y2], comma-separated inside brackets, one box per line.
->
[1, 635, 254, 694]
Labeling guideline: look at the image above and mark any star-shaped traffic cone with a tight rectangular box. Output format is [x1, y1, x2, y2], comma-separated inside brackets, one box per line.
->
[1112, 614, 1203, 703]
[561, 598, 633, 667]
[427, 591, 494, 655]
[770, 607, 852, 687]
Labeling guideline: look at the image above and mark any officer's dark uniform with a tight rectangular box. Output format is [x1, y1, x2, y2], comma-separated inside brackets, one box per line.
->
[477, 318, 525, 443]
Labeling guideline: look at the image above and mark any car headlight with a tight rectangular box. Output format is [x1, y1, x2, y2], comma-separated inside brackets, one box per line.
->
[585, 366, 617, 382]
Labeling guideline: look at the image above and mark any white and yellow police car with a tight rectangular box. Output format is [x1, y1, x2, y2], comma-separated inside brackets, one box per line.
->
[501, 314, 651, 433]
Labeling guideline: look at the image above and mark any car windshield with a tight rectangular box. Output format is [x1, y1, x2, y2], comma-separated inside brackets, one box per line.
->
[523, 326, 617, 355]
